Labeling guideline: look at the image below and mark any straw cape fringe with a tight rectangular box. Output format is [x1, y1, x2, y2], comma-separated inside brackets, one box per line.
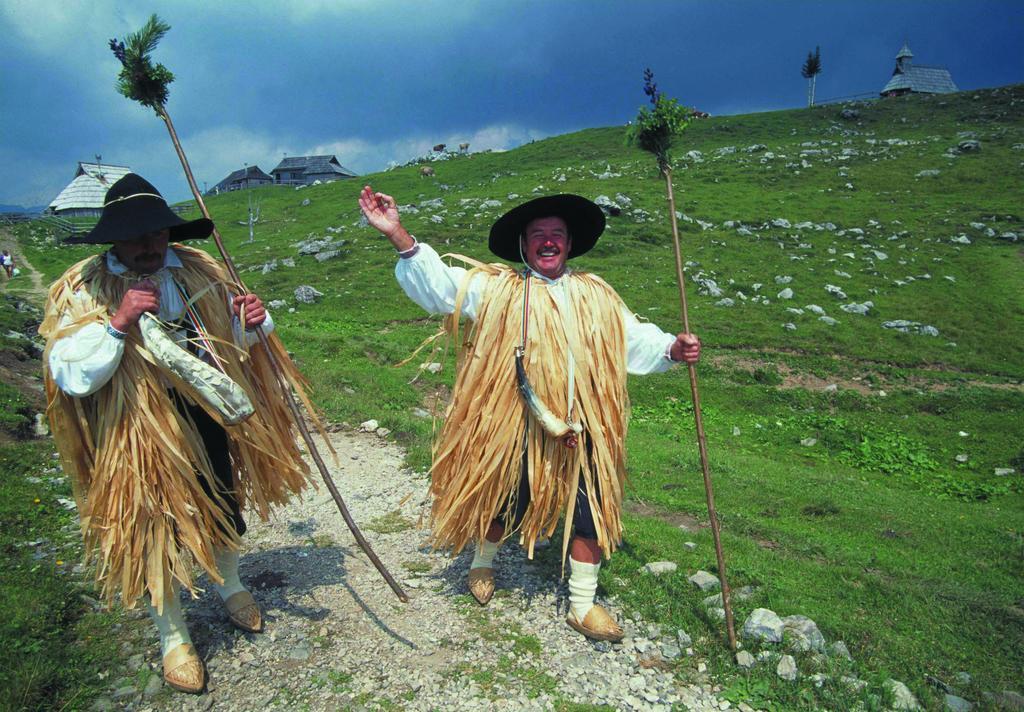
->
[40, 245, 327, 612]
[429, 255, 629, 566]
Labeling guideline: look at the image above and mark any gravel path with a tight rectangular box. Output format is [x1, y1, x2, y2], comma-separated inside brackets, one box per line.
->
[115, 428, 744, 711]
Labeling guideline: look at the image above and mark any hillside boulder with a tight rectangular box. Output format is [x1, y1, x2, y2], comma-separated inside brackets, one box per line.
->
[742, 608, 784, 643]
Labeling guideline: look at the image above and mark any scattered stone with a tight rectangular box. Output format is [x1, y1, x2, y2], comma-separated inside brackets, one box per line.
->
[995, 468, 1016, 476]
[951, 234, 972, 245]
[142, 674, 164, 698]
[882, 320, 939, 336]
[771, 218, 792, 229]
[957, 140, 981, 153]
[825, 284, 847, 299]
[782, 615, 826, 652]
[987, 691, 1024, 710]
[593, 195, 621, 217]
[819, 316, 839, 326]
[955, 454, 969, 463]
[736, 651, 756, 669]
[676, 630, 693, 647]
[688, 570, 720, 591]
[359, 419, 379, 432]
[840, 301, 872, 315]
[953, 672, 972, 686]
[641, 561, 678, 576]
[777, 288, 794, 300]
[301, 198, 311, 206]
[293, 285, 323, 304]
[742, 608, 785, 643]
[916, 169, 941, 178]
[715, 298, 735, 308]
[800, 437, 817, 447]
[683, 542, 697, 551]
[944, 694, 973, 712]
[829, 640, 852, 660]
[806, 304, 825, 316]
[840, 108, 860, 120]
[824, 384, 839, 393]
[776, 655, 798, 681]
[885, 679, 923, 710]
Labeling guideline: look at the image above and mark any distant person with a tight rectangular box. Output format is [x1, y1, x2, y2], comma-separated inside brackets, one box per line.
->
[1, 249, 13, 277]
[359, 185, 700, 642]
[39, 173, 315, 694]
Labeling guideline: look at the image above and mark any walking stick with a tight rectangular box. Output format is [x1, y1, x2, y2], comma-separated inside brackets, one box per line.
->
[629, 70, 736, 650]
[109, 16, 407, 603]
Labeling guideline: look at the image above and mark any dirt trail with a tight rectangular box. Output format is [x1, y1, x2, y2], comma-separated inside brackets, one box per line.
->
[0, 228, 46, 300]
[93, 428, 741, 711]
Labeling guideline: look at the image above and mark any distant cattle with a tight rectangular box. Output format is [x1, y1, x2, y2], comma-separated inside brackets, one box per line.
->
[458, 142, 470, 154]
[691, 110, 710, 119]
[432, 143, 446, 152]
[420, 166, 436, 178]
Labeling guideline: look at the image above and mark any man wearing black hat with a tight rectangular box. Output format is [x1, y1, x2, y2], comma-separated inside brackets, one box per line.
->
[40, 174, 315, 693]
[359, 186, 699, 642]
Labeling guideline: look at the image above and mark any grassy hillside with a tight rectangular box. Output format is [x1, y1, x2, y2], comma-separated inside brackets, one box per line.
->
[14, 84, 1023, 709]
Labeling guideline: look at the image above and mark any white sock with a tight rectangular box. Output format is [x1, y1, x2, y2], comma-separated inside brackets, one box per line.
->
[470, 538, 500, 570]
[568, 557, 600, 621]
[147, 586, 192, 657]
[213, 547, 247, 601]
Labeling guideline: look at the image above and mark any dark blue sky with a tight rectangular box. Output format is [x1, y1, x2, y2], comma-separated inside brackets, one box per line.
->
[1, 0, 1021, 207]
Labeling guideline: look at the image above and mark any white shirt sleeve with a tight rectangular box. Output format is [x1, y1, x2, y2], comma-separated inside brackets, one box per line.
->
[623, 307, 677, 375]
[394, 242, 485, 320]
[233, 309, 275, 347]
[48, 320, 126, 397]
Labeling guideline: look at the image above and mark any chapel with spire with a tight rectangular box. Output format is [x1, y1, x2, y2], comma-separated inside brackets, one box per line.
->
[880, 42, 958, 97]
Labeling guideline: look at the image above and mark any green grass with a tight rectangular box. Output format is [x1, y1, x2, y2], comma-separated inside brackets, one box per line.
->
[0, 442, 127, 711]
[12, 83, 1024, 706]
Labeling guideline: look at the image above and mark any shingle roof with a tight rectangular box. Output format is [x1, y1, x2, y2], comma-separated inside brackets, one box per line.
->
[216, 165, 273, 186]
[882, 64, 958, 94]
[49, 162, 132, 212]
[270, 155, 357, 178]
[896, 42, 914, 60]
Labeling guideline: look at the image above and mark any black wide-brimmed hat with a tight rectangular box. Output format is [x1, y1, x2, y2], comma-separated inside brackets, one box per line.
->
[488, 194, 605, 262]
[65, 173, 213, 245]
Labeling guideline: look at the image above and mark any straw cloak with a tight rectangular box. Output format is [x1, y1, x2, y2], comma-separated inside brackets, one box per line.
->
[40, 244, 317, 609]
[429, 256, 630, 563]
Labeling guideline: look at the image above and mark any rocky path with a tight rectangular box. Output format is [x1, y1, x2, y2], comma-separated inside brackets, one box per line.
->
[111, 428, 743, 711]
[0, 229, 46, 299]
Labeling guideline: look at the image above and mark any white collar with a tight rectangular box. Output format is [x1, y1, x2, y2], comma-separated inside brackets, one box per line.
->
[525, 265, 572, 286]
[106, 246, 183, 275]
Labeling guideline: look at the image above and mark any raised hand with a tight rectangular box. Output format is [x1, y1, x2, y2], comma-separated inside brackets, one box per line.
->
[357, 185, 414, 251]
[110, 279, 160, 332]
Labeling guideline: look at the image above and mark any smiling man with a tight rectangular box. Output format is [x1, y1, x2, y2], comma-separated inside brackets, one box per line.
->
[360, 187, 699, 641]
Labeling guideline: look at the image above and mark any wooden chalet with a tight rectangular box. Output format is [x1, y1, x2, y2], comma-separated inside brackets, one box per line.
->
[270, 155, 357, 185]
[48, 162, 132, 217]
[209, 165, 274, 194]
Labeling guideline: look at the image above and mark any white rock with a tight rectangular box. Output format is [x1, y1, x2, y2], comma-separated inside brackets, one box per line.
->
[736, 651, 756, 669]
[944, 694, 973, 712]
[359, 419, 379, 432]
[688, 570, 720, 591]
[742, 608, 784, 643]
[641, 561, 678, 575]
[885, 679, 922, 710]
[782, 614, 826, 652]
[819, 316, 839, 326]
[994, 468, 1015, 476]
[800, 438, 817, 447]
[776, 654, 798, 681]
[777, 288, 794, 299]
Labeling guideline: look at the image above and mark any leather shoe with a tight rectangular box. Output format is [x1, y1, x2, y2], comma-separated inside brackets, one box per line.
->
[163, 643, 205, 694]
[224, 590, 262, 633]
[566, 604, 624, 642]
[467, 567, 495, 605]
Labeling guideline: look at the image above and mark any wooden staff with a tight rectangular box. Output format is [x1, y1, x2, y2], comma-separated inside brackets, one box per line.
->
[662, 165, 737, 650]
[109, 15, 407, 602]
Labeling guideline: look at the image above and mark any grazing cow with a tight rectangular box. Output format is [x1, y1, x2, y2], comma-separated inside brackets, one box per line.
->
[458, 142, 470, 154]
[420, 166, 436, 178]
[691, 110, 710, 119]
[432, 143, 446, 153]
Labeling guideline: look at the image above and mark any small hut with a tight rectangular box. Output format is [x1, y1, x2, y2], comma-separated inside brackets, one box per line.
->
[880, 42, 958, 97]
[270, 155, 356, 185]
[48, 162, 132, 217]
[209, 165, 274, 194]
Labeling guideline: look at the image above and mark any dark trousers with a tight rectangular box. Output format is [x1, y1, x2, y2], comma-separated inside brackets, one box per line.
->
[497, 441, 599, 540]
[171, 390, 246, 536]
